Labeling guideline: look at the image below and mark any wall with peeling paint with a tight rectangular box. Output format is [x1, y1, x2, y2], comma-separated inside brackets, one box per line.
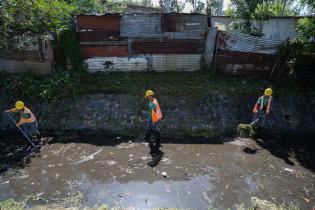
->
[85, 57, 148, 72]
[75, 14, 209, 72]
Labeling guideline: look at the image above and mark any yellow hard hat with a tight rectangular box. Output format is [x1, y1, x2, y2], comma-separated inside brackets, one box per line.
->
[15, 101, 24, 110]
[145, 90, 154, 97]
[264, 88, 273, 96]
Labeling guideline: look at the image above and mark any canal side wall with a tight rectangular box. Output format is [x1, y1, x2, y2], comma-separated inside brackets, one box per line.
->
[0, 94, 314, 136]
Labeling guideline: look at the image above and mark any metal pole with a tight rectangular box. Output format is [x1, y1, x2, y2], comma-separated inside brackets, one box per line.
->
[5, 112, 36, 148]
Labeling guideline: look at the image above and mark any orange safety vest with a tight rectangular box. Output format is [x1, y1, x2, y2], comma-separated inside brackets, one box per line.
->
[253, 95, 272, 113]
[19, 107, 36, 125]
[151, 98, 162, 123]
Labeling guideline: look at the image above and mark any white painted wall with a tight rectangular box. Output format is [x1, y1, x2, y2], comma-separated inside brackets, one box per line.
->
[85, 57, 148, 72]
[211, 16, 300, 41]
[85, 54, 202, 72]
[152, 54, 202, 72]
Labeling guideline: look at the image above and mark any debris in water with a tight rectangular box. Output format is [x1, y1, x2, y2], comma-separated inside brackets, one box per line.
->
[161, 172, 167, 177]
[251, 197, 278, 210]
[106, 160, 118, 165]
[302, 197, 310, 203]
[2, 180, 9, 184]
[283, 167, 299, 177]
[71, 149, 103, 165]
[165, 185, 171, 193]
[116, 136, 121, 140]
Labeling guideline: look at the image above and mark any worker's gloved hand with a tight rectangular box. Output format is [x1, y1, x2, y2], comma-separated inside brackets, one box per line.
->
[4, 110, 10, 113]
[16, 123, 20, 127]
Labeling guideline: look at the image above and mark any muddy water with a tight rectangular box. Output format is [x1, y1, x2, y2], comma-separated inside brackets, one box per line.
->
[0, 135, 314, 209]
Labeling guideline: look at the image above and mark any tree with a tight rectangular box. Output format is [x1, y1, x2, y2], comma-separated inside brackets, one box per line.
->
[0, 0, 74, 48]
[206, 0, 223, 15]
[188, 0, 206, 13]
[140, 0, 154, 7]
[170, 0, 185, 12]
[159, 0, 184, 13]
[228, 0, 273, 36]
[265, 0, 300, 16]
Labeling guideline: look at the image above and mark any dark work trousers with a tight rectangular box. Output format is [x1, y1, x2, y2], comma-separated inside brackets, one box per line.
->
[253, 111, 267, 128]
[21, 121, 41, 146]
[145, 123, 161, 155]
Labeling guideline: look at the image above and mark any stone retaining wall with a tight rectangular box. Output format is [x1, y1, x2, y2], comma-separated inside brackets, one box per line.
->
[1, 94, 314, 136]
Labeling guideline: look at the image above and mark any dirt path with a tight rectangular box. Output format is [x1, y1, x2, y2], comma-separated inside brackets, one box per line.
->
[0, 133, 314, 209]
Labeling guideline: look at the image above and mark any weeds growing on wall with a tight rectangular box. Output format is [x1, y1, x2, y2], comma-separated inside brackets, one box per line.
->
[0, 71, 310, 102]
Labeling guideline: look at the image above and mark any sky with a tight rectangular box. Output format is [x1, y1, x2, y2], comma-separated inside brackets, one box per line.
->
[150, 0, 312, 15]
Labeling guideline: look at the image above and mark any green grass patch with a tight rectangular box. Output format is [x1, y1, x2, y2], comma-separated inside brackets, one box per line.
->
[1, 71, 312, 101]
[0, 199, 24, 210]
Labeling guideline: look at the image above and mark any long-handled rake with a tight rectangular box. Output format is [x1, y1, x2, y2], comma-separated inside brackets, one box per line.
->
[5, 112, 36, 148]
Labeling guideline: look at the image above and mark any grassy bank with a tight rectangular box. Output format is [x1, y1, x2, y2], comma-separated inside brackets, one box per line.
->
[0, 70, 313, 101]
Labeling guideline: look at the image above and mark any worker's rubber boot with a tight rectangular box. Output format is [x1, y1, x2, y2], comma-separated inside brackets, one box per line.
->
[36, 132, 41, 144]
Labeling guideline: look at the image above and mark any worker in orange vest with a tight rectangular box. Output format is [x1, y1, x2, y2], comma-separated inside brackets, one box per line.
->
[5, 101, 41, 149]
[253, 88, 273, 130]
[145, 90, 163, 157]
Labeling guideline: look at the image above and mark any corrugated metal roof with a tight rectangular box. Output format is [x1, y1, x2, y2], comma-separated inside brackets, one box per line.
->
[217, 31, 284, 55]
[215, 31, 282, 76]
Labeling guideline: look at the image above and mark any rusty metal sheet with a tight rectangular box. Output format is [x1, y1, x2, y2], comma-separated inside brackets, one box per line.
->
[216, 50, 275, 65]
[131, 38, 205, 54]
[80, 45, 128, 58]
[76, 15, 120, 31]
[216, 63, 271, 76]
[215, 50, 275, 76]
[78, 31, 121, 42]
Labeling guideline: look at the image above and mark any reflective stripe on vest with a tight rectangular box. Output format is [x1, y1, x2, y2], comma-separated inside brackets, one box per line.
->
[21, 107, 36, 123]
[151, 99, 162, 123]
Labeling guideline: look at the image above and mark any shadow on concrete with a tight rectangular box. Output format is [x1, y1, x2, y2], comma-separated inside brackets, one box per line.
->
[0, 131, 43, 175]
[1, 130, 315, 174]
[251, 133, 315, 172]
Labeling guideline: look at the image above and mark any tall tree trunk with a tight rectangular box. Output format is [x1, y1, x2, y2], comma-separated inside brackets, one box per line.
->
[281, 0, 287, 15]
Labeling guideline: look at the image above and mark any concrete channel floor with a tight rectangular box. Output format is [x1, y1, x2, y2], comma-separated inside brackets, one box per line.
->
[0, 133, 314, 209]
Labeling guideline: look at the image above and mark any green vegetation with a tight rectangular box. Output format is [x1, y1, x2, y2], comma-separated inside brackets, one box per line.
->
[226, 0, 302, 36]
[0, 199, 24, 210]
[1, 70, 310, 101]
[237, 123, 255, 138]
[57, 29, 84, 71]
[276, 2, 315, 88]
